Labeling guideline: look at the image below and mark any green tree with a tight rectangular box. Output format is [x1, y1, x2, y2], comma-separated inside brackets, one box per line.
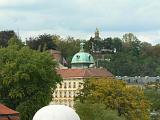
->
[76, 78, 150, 120]
[103, 33, 160, 76]
[106, 52, 140, 76]
[122, 33, 142, 56]
[144, 83, 160, 120]
[103, 37, 113, 50]
[26, 34, 58, 52]
[112, 37, 123, 52]
[0, 30, 17, 47]
[55, 36, 81, 67]
[74, 101, 125, 120]
[0, 37, 62, 120]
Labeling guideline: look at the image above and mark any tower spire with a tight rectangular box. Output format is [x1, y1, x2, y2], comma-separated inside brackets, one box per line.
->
[95, 27, 100, 39]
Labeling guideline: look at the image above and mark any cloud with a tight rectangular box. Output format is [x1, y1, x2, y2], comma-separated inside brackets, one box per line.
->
[0, 0, 38, 6]
[19, 29, 160, 46]
[0, 0, 160, 44]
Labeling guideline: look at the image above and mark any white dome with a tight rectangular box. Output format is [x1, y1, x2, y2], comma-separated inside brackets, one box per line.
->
[33, 105, 80, 120]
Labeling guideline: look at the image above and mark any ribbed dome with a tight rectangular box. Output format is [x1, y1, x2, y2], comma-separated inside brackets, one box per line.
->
[71, 52, 94, 64]
[71, 42, 95, 68]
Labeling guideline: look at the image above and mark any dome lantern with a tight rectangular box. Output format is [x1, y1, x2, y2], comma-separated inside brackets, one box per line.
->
[80, 42, 85, 52]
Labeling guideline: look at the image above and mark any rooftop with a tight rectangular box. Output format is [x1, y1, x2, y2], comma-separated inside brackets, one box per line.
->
[57, 68, 113, 79]
[0, 104, 19, 120]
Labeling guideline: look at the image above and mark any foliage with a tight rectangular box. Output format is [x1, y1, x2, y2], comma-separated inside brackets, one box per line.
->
[55, 36, 81, 67]
[26, 34, 58, 51]
[2, 31, 160, 76]
[144, 89, 160, 111]
[0, 30, 17, 47]
[144, 83, 160, 120]
[0, 37, 62, 120]
[74, 101, 125, 120]
[92, 33, 160, 76]
[76, 78, 150, 120]
[24, 32, 160, 76]
[86, 37, 122, 53]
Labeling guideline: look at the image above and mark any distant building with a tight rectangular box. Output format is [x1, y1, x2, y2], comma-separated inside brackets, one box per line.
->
[89, 28, 102, 53]
[116, 76, 160, 86]
[52, 42, 113, 108]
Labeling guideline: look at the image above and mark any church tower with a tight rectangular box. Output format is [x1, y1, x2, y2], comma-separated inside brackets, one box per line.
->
[94, 28, 101, 41]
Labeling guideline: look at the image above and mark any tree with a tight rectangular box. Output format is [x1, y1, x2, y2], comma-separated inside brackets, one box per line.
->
[76, 78, 150, 120]
[103, 37, 113, 50]
[55, 36, 81, 67]
[0, 30, 17, 47]
[144, 83, 160, 120]
[102, 33, 160, 76]
[112, 37, 123, 52]
[74, 101, 125, 120]
[26, 34, 58, 51]
[122, 33, 142, 56]
[0, 37, 62, 120]
[106, 52, 141, 76]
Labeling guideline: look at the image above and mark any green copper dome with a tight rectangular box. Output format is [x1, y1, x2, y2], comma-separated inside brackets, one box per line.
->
[71, 52, 95, 64]
[71, 42, 95, 68]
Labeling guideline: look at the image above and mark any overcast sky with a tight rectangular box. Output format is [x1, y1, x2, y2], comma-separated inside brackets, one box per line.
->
[0, 0, 160, 45]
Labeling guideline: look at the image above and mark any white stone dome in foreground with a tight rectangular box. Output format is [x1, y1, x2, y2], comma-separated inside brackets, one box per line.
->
[33, 105, 80, 120]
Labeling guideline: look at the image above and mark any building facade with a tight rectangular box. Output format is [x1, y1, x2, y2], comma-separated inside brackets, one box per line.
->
[52, 42, 113, 108]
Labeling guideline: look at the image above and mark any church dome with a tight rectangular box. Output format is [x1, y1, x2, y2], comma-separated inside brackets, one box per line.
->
[71, 42, 95, 68]
[71, 52, 94, 64]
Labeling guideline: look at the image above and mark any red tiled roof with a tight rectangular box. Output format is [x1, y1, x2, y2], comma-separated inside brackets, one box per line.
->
[0, 104, 19, 115]
[0, 104, 19, 120]
[57, 68, 113, 79]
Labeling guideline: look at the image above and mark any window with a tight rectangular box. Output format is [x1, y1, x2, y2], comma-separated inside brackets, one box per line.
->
[73, 82, 76, 88]
[59, 84, 62, 88]
[69, 91, 71, 97]
[73, 91, 76, 97]
[68, 82, 71, 88]
[78, 82, 82, 88]
[69, 100, 71, 107]
[59, 100, 62, 104]
[64, 91, 67, 97]
[59, 91, 62, 97]
[55, 91, 57, 97]
[64, 82, 67, 88]
[76, 55, 80, 59]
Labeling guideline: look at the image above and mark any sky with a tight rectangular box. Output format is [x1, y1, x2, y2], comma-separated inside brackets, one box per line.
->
[0, 0, 160, 45]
